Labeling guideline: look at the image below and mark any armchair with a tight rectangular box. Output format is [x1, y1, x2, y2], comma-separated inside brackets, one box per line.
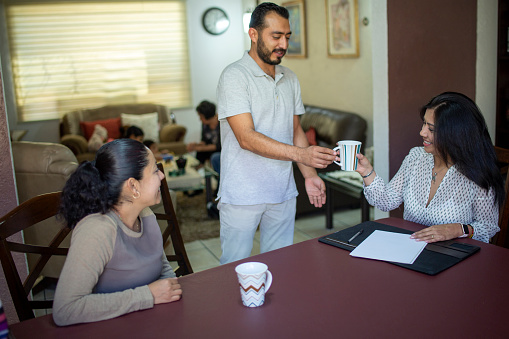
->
[295, 104, 368, 216]
[11, 141, 78, 278]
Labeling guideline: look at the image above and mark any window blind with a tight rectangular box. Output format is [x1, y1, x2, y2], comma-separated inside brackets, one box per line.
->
[5, 1, 191, 122]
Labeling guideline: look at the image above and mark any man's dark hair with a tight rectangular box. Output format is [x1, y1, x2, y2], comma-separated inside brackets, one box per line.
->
[249, 2, 289, 31]
[196, 100, 216, 120]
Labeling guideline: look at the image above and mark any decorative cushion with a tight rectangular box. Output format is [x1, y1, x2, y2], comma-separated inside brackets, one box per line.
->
[121, 112, 159, 142]
[305, 126, 317, 146]
[80, 117, 121, 140]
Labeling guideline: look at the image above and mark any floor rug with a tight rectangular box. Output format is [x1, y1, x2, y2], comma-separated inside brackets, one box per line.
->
[175, 191, 220, 243]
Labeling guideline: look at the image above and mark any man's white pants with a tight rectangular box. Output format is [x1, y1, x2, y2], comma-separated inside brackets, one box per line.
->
[218, 198, 296, 265]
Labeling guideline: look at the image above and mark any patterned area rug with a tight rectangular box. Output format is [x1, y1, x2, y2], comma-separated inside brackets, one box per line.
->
[175, 191, 220, 243]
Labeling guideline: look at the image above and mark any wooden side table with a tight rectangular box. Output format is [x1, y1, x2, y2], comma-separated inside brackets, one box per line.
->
[318, 171, 370, 229]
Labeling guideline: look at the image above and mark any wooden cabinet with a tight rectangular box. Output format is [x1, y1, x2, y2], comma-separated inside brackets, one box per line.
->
[496, 0, 509, 148]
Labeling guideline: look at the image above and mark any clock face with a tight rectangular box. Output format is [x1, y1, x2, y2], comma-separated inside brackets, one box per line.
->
[202, 7, 230, 35]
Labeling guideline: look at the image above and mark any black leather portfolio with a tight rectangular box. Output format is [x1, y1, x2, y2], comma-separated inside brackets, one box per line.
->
[318, 220, 480, 275]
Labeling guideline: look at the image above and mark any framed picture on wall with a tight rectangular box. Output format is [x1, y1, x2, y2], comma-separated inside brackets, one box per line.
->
[283, 0, 307, 58]
[326, 0, 359, 58]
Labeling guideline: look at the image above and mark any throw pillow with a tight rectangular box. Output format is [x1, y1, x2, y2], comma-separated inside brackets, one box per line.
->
[121, 112, 159, 142]
[305, 126, 317, 146]
[87, 124, 108, 152]
[80, 117, 121, 140]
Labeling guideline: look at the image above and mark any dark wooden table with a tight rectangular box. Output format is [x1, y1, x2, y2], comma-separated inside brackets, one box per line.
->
[318, 171, 370, 229]
[10, 218, 509, 338]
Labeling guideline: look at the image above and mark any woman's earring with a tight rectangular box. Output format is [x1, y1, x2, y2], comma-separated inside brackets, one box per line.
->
[133, 191, 140, 199]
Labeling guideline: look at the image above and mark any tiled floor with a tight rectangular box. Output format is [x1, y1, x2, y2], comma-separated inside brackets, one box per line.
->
[172, 207, 371, 273]
[33, 206, 371, 317]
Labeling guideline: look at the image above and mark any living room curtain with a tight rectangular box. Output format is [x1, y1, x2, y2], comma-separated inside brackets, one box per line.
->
[4, 0, 191, 122]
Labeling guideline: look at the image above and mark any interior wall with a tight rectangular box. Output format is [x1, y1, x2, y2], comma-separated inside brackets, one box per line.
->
[0, 71, 25, 324]
[476, 0, 498, 140]
[387, 0, 477, 176]
[387, 0, 477, 217]
[274, 0, 374, 147]
[173, 0, 251, 144]
[371, 0, 389, 220]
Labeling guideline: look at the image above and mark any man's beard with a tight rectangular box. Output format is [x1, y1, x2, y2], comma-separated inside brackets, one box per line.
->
[256, 35, 286, 65]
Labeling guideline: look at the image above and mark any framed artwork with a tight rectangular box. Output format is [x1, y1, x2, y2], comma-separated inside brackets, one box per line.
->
[283, 0, 307, 58]
[326, 0, 359, 58]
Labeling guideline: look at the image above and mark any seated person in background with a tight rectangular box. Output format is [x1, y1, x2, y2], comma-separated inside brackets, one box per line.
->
[53, 139, 182, 326]
[355, 92, 504, 243]
[186, 100, 221, 173]
[124, 125, 144, 142]
[143, 139, 170, 161]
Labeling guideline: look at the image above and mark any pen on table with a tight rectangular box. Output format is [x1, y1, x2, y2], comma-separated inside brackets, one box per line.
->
[348, 229, 364, 244]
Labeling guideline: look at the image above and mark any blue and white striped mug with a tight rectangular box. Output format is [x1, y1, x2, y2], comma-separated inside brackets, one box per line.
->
[333, 140, 362, 171]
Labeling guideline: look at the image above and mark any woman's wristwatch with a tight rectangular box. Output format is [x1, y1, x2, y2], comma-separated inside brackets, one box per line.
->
[458, 223, 473, 238]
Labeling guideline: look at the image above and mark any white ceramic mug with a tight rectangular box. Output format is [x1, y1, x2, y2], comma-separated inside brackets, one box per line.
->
[333, 140, 362, 171]
[235, 262, 273, 307]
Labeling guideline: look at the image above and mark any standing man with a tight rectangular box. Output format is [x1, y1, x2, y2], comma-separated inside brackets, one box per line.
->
[216, 2, 338, 264]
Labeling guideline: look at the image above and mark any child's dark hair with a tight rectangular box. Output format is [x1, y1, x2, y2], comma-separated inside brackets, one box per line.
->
[59, 139, 149, 228]
[143, 139, 155, 149]
[124, 125, 144, 139]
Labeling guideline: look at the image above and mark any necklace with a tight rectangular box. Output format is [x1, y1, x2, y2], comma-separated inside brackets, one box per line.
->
[114, 210, 141, 232]
[431, 166, 447, 184]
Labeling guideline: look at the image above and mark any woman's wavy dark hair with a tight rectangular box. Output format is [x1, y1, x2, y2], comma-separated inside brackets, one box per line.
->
[60, 139, 149, 228]
[249, 2, 289, 31]
[420, 92, 504, 206]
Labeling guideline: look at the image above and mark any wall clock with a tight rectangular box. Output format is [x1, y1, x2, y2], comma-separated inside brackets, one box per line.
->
[202, 7, 230, 35]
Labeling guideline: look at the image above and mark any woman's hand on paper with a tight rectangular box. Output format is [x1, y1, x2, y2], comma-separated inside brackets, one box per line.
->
[410, 223, 463, 243]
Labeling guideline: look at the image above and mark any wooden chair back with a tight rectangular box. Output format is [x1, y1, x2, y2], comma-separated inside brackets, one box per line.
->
[493, 146, 509, 248]
[0, 192, 70, 322]
[154, 163, 193, 276]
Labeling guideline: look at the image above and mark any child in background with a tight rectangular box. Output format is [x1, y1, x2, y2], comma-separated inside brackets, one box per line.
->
[124, 125, 144, 142]
[143, 140, 170, 161]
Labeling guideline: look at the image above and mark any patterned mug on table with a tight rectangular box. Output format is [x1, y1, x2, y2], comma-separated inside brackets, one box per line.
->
[235, 262, 273, 307]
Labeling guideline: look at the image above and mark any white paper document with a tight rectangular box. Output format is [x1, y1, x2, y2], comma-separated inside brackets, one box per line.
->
[350, 230, 427, 264]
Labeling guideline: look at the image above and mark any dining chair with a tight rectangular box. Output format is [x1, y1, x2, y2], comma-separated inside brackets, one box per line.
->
[155, 162, 193, 276]
[492, 146, 509, 248]
[0, 192, 70, 322]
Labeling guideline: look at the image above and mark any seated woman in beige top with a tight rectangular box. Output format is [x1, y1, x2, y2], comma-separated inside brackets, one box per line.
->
[53, 138, 182, 326]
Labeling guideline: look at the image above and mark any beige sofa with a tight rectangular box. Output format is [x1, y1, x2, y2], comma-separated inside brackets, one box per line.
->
[60, 103, 187, 162]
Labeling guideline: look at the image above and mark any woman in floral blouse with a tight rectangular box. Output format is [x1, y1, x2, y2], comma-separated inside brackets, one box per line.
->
[354, 92, 504, 243]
